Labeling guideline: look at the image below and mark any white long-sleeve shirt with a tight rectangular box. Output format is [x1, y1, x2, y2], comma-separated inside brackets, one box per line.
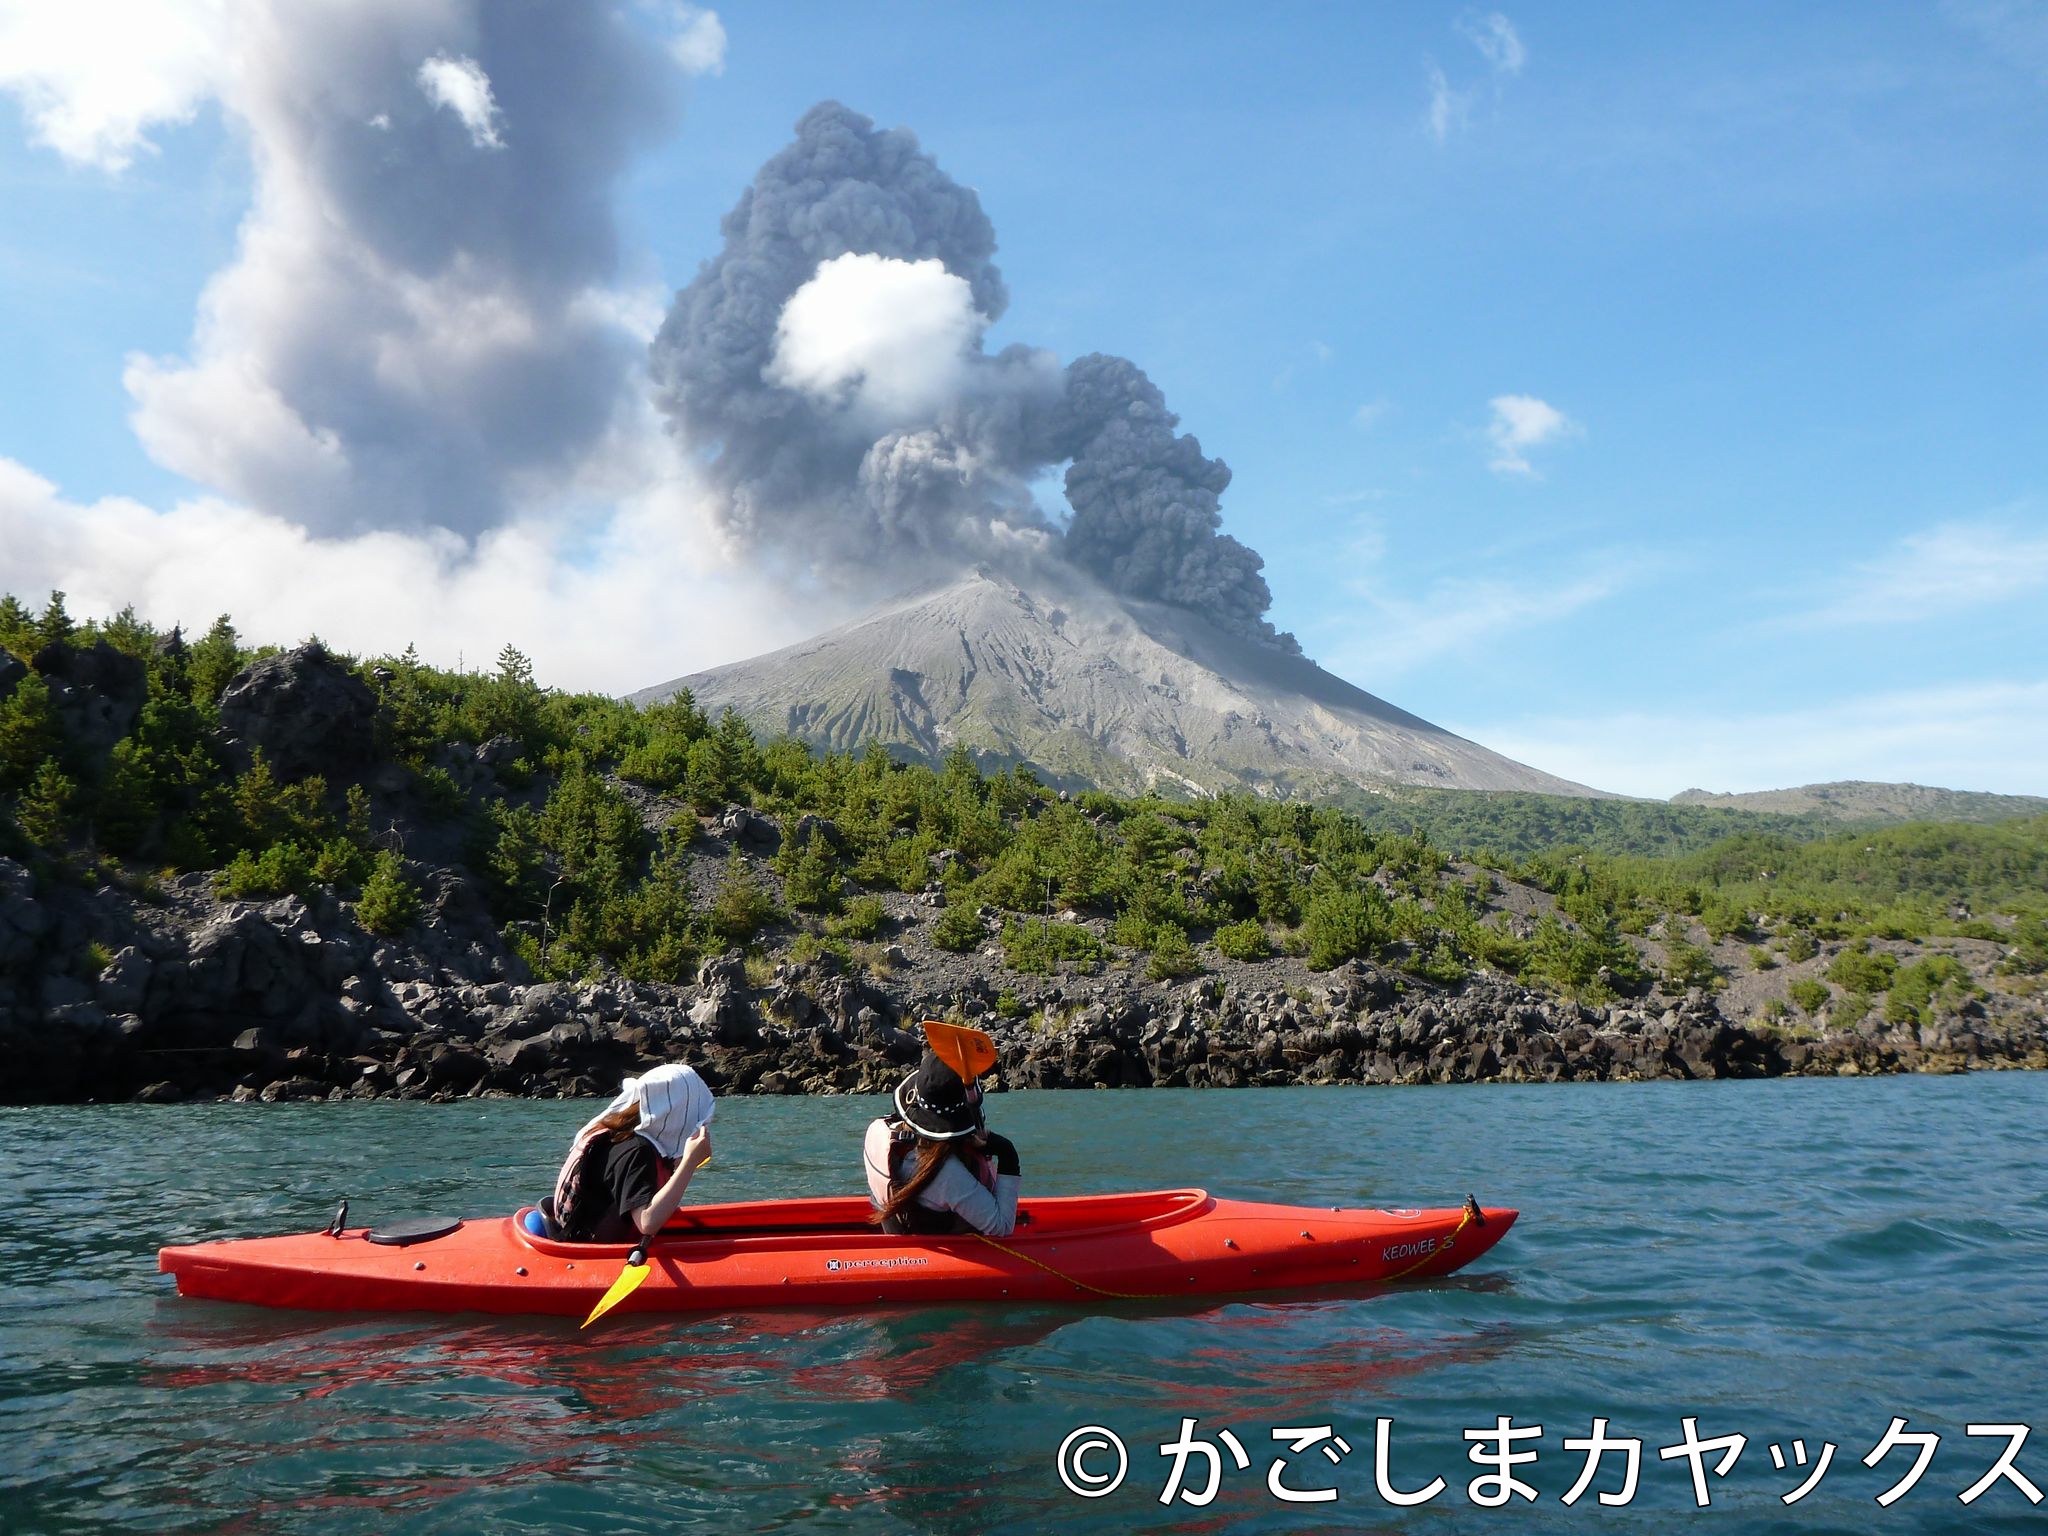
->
[863, 1118, 1021, 1237]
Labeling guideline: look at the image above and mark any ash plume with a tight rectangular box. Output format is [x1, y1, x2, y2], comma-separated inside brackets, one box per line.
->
[651, 101, 1297, 650]
[122, 0, 690, 537]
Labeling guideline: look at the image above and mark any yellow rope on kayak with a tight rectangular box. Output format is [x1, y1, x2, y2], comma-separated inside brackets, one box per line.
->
[972, 1232, 1177, 1300]
[1383, 1199, 1479, 1281]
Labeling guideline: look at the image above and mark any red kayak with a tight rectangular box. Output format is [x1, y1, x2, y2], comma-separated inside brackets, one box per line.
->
[158, 1189, 1516, 1318]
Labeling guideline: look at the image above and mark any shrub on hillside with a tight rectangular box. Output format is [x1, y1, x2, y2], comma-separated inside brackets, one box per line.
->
[1827, 943, 1898, 994]
[1002, 918, 1106, 975]
[709, 851, 777, 945]
[1787, 977, 1831, 1015]
[829, 895, 887, 940]
[931, 901, 986, 953]
[1144, 923, 1200, 981]
[1661, 936, 1723, 993]
[1303, 880, 1386, 970]
[357, 850, 421, 937]
[1211, 919, 1270, 962]
[1883, 955, 1976, 1027]
[2000, 913, 2047, 976]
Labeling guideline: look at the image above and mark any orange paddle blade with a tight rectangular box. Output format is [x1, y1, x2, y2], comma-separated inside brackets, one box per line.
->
[580, 1256, 650, 1328]
[921, 1019, 997, 1083]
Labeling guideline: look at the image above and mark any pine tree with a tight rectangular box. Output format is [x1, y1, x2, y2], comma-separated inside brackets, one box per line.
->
[16, 758, 75, 845]
[0, 674, 60, 794]
[189, 616, 242, 704]
[0, 594, 35, 656]
[495, 644, 534, 689]
[357, 850, 421, 937]
[37, 591, 73, 648]
[102, 604, 155, 658]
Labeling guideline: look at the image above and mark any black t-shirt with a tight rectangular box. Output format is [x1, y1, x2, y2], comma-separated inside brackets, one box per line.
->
[588, 1136, 666, 1244]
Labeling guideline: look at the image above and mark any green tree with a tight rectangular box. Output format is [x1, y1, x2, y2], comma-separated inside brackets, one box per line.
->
[37, 591, 73, 648]
[776, 831, 842, 912]
[16, 758, 75, 845]
[931, 900, 986, 953]
[188, 615, 242, 704]
[1883, 956, 1975, 1027]
[357, 850, 422, 936]
[480, 800, 546, 917]
[0, 673, 61, 794]
[1211, 919, 1270, 962]
[1303, 877, 1386, 970]
[0, 594, 34, 655]
[1661, 935, 1723, 993]
[101, 604, 155, 659]
[1787, 977, 1830, 1015]
[1827, 944, 1898, 994]
[1145, 923, 1201, 980]
[708, 850, 777, 944]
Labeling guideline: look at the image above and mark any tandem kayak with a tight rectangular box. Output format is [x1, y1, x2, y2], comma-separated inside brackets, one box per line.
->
[158, 1189, 1516, 1318]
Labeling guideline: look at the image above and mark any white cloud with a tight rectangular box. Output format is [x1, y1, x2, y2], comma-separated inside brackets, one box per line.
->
[1425, 13, 1525, 143]
[1460, 12, 1527, 76]
[665, 4, 726, 75]
[1424, 62, 1470, 143]
[0, 0, 234, 170]
[1312, 516, 1643, 678]
[0, 444, 812, 692]
[768, 254, 987, 426]
[1485, 393, 1578, 476]
[1795, 516, 2048, 627]
[416, 54, 504, 150]
[1462, 679, 2048, 799]
[1353, 399, 1391, 430]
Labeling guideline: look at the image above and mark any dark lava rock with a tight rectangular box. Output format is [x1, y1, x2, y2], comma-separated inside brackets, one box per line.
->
[32, 638, 147, 757]
[217, 643, 378, 779]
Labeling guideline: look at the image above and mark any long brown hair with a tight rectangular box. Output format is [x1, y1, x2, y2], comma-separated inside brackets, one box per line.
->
[596, 1103, 641, 1143]
[870, 1133, 959, 1227]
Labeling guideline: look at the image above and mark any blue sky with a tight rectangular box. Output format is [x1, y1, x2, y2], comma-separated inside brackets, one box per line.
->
[2, 3, 2044, 796]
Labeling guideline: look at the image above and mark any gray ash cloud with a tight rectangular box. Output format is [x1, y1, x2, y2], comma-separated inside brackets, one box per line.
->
[650, 101, 1296, 651]
[125, 0, 683, 538]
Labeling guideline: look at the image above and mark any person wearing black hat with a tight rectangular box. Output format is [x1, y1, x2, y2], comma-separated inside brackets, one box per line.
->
[864, 1044, 1023, 1236]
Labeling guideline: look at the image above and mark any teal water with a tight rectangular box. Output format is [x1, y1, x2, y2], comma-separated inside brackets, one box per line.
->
[3, 1077, 2044, 1533]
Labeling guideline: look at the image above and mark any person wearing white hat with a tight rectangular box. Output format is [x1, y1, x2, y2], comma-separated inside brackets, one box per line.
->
[535, 1063, 716, 1242]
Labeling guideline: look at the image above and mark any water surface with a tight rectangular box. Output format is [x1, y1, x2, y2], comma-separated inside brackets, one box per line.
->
[3, 1076, 2043, 1532]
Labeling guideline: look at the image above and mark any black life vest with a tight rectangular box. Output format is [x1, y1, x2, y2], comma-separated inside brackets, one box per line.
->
[883, 1123, 996, 1236]
[559, 1134, 672, 1242]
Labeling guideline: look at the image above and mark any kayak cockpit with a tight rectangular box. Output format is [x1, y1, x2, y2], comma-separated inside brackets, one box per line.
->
[510, 1188, 1214, 1257]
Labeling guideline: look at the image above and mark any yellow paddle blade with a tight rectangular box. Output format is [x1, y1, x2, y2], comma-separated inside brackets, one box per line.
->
[921, 1019, 997, 1083]
[579, 1256, 650, 1329]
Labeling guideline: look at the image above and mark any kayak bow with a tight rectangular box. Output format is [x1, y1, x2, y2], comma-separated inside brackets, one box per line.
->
[158, 1189, 1517, 1318]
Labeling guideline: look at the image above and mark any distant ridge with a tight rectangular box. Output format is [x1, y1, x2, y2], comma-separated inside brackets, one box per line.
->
[635, 562, 1607, 800]
[1670, 781, 2048, 825]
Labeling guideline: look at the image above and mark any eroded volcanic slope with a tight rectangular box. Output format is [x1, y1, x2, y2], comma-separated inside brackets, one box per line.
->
[635, 562, 1605, 799]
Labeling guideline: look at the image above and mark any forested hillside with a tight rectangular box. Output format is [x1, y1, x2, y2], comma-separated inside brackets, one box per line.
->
[3, 594, 2042, 1104]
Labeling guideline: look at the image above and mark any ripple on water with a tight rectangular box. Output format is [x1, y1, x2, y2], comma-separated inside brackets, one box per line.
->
[2, 1076, 2045, 1534]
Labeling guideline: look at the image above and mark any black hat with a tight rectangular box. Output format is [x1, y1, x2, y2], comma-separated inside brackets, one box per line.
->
[894, 1051, 985, 1140]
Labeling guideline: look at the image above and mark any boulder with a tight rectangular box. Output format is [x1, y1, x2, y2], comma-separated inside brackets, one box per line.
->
[31, 638, 147, 757]
[0, 647, 24, 703]
[716, 807, 778, 848]
[217, 643, 378, 779]
[0, 859, 49, 970]
[96, 947, 154, 1014]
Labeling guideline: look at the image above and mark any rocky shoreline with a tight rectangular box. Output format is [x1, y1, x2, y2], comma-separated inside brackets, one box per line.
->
[5, 853, 2042, 1107]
